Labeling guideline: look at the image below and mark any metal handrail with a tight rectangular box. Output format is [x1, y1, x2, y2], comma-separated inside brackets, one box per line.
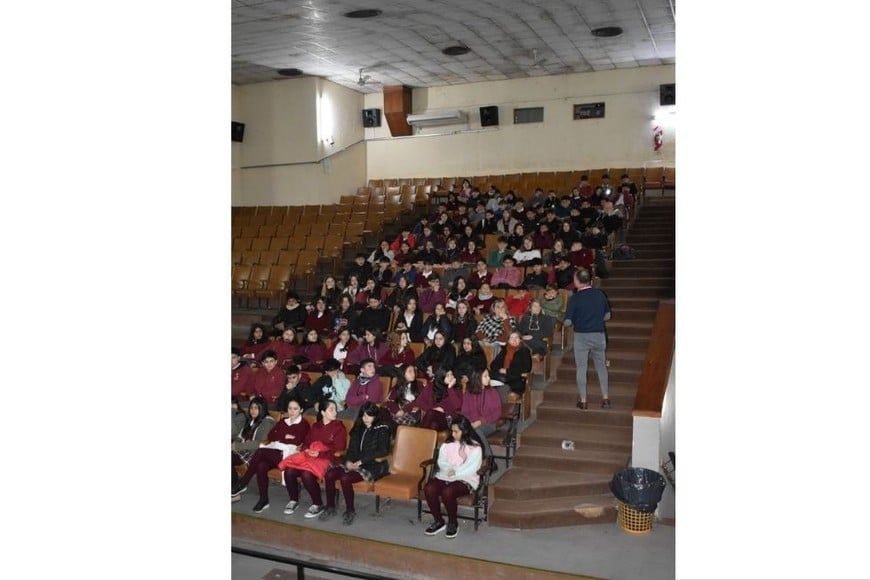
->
[232, 545, 398, 580]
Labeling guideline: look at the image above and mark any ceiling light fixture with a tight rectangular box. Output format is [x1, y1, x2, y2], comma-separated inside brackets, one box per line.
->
[591, 26, 623, 38]
[276, 68, 303, 77]
[442, 45, 470, 56]
[344, 9, 382, 19]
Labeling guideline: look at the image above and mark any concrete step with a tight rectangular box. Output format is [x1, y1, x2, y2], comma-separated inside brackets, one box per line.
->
[542, 387, 636, 408]
[513, 445, 628, 474]
[603, 287, 674, 301]
[608, 296, 665, 310]
[491, 468, 612, 501]
[488, 493, 618, 529]
[535, 403, 632, 426]
[519, 421, 633, 453]
[555, 364, 641, 383]
[600, 277, 674, 288]
[603, 335, 651, 352]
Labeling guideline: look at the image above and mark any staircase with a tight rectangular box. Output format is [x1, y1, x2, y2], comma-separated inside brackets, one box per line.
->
[489, 197, 675, 529]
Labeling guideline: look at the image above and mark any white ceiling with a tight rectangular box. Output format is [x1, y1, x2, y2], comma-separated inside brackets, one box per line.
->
[232, 0, 675, 92]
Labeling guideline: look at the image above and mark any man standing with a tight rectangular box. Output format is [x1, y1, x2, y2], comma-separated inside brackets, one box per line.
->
[563, 269, 611, 410]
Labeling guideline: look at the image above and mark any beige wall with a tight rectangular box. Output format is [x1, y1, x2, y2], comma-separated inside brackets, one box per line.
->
[232, 77, 366, 206]
[364, 65, 675, 181]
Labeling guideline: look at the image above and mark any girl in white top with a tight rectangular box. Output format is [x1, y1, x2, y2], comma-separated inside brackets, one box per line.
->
[422, 414, 485, 539]
[512, 236, 542, 266]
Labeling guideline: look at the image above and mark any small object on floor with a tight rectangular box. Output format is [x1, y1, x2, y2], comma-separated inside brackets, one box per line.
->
[283, 500, 298, 515]
[601, 399, 612, 409]
[305, 504, 326, 519]
[574, 503, 606, 518]
[445, 523, 459, 539]
[576, 401, 588, 410]
[232, 484, 247, 497]
[342, 510, 356, 526]
[252, 499, 270, 513]
[424, 520, 446, 536]
[319, 506, 337, 521]
[605, 359, 611, 367]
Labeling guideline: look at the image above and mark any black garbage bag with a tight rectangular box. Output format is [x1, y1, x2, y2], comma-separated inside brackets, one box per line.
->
[609, 467, 666, 513]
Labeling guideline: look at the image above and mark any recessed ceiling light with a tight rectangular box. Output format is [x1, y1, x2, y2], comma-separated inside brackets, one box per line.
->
[591, 26, 623, 38]
[344, 9, 382, 18]
[276, 68, 303, 77]
[442, 45, 470, 56]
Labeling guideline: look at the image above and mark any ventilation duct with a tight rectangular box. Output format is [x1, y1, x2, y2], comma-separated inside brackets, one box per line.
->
[406, 110, 467, 127]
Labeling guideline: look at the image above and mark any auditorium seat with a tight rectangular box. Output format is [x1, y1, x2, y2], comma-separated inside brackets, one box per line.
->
[251, 237, 271, 252]
[239, 250, 260, 265]
[256, 264, 293, 309]
[372, 425, 438, 513]
[417, 440, 493, 531]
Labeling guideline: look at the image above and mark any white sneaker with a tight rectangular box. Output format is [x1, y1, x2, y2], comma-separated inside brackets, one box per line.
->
[283, 500, 299, 515]
[305, 505, 325, 519]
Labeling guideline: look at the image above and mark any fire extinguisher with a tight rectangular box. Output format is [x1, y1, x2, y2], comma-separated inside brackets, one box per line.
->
[653, 126, 663, 152]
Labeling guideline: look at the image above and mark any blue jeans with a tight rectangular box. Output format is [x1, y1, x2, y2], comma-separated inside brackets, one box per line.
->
[573, 332, 608, 401]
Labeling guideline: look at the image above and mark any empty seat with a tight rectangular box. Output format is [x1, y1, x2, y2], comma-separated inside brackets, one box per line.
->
[251, 237, 271, 251]
[239, 250, 260, 265]
[269, 237, 289, 251]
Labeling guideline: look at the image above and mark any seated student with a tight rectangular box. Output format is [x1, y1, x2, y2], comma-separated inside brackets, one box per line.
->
[345, 253, 373, 287]
[415, 222, 437, 247]
[418, 368, 464, 432]
[320, 402, 391, 525]
[454, 337, 488, 385]
[441, 237, 461, 265]
[458, 239, 484, 265]
[539, 285, 566, 321]
[304, 297, 333, 337]
[554, 195, 573, 220]
[475, 208, 499, 235]
[329, 328, 357, 374]
[251, 350, 286, 407]
[490, 330, 534, 402]
[532, 223, 555, 251]
[318, 275, 342, 311]
[279, 399, 348, 519]
[378, 330, 416, 380]
[422, 414, 485, 540]
[450, 300, 478, 346]
[445, 276, 473, 312]
[392, 241, 417, 267]
[239, 323, 271, 362]
[569, 240, 595, 272]
[309, 358, 351, 414]
[490, 256, 522, 289]
[548, 255, 578, 290]
[357, 293, 390, 337]
[297, 329, 328, 372]
[384, 364, 424, 429]
[391, 296, 424, 343]
[345, 329, 389, 376]
[231, 347, 255, 400]
[231, 396, 277, 506]
[418, 277, 448, 315]
[341, 358, 384, 419]
[372, 256, 394, 288]
[421, 304, 453, 346]
[457, 224, 483, 250]
[469, 282, 495, 318]
[467, 258, 492, 291]
[389, 226, 417, 254]
[272, 328, 299, 370]
[391, 261, 417, 287]
[232, 396, 310, 513]
[518, 299, 556, 358]
[474, 298, 516, 358]
[368, 239, 395, 266]
[276, 365, 316, 414]
[415, 330, 456, 380]
[505, 286, 533, 320]
[486, 236, 511, 268]
[544, 239, 568, 268]
[513, 236, 542, 267]
[415, 261, 438, 289]
[459, 370, 502, 460]
[507, 223, 526, 252]
[441, 258, 470, 292]
[523, 258, 548, 290]
[385, 274, 418, 313]
[354, 278, 382, 311]
[414, 240, 443, 266]
[272, 292, 306, 334]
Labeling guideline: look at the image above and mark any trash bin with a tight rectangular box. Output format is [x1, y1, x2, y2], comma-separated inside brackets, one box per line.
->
[610, 467, 667, 534]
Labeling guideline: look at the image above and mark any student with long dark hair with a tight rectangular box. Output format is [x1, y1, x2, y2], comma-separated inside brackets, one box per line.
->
[418, 368, 464, 432]
[460, 370, 502, 459]
[415, 330, 455, 379]
[231, 396, 276, 502]
[232, 396, 310, 513]
[422, 414, 485, 539]
[384, 364, 423, 429]
[239, 323, 270, 361]
[454, 337, 488, 384]
[319, 402, 391, 525]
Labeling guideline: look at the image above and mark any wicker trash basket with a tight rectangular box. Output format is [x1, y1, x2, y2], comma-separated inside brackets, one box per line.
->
[617, 501, 654, 535]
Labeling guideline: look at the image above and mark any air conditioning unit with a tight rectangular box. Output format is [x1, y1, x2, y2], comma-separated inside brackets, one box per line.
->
[406, 110, 467, 127]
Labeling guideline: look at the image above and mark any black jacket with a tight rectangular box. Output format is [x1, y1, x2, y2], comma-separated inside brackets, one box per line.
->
[491, 345, 533, 394]
[345, 422, 391, 477]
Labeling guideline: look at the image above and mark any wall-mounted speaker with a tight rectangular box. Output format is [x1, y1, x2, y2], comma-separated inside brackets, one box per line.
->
[660, 83, 675, 106]
[480, 105, 499, 127]
[362, 108, 382, 128]
[231, 121, 245, 143]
